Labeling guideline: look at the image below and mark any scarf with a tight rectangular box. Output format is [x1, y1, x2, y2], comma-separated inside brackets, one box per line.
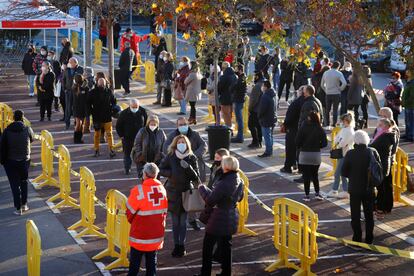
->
[175, 150, 190, 160]
[372, 127, 390, 143]
[146, 128, 157, 162]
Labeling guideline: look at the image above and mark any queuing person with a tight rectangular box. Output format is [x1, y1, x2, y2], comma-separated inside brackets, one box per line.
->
[154, 50, 167, 105]
[126, 163, 168, 276]
[347, 71, 364, 125]
[62, 57, 84, 129]
[278, 57, 294, 103]
[133, 115, 166, 177]
[94, 72, 110, 142]
[174, 56, 191, 115]
[370, 118, 396, 218]
[184, 61, 202, 124]
[218, 61, 238, 128]
[248, 72, 264, 148]
[99, 17, 108, 47]
[153, 37, 168, 68]
[327, 113, 355, 198]
[231, 64, 247, 143]
[159, 135, 200, 257]
[255, 45, 271, 79]
[119, 41, 137, 96]
[321, 61, 347, 127]
[293, 61, 310, 92]
[206, 64, 221, 122]
[340, 62, 352, 115]
[296, 111, 327, 201]
[402, 69, 414, 142]
[116, 99, 147, 175]
[280, 85, 305, 173]
[377, 107, 400, 168]
[83, 67, 95, 133]
[197, 156, 244, 276]
[241, 36, 253, 73]
[162, 52, 175, 107]
[47, 50, 62, 112]
[72, 74, 89, 144]
[59, 38, 74, 66]
[21, 45, 36, 97]
[0, 110, 34, 215]
[361, 65, 372, 128]
[342, 130, 380, 244]
[88, 78, 117, 158]
[35, 61, 55, 121]
[271, 47, 281, 91]
[312, 51, 325, 75]
[313, 65, 330, 116]
[207, 148, 230, 189]
[32, 46, 48, 75]
[298, 85, 323, 128]
[384, 72, 404, 126]
[113, 20, 121, 50]
[257, 80, 277, 158]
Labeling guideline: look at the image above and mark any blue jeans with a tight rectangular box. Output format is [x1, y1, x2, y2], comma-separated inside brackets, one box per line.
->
[272, 69, 280, 91]
[405, 108, 414, 140]
[233, 102, 244, 140]
[332, 157, 348, 191]
[27, 75, 35, 96]
[261, 126, 273, 155]
[171, 212, 187, 245]
[179, 99, 187, 114]
[127, 247, 157, 276]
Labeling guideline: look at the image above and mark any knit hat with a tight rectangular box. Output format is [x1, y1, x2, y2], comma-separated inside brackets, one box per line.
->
[41, 46, 47, 51]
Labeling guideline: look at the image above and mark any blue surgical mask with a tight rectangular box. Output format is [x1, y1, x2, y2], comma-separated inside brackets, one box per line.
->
[177, 143, 187, 153]
[178, 125, 189, 134]
[130, 107, 138, 113]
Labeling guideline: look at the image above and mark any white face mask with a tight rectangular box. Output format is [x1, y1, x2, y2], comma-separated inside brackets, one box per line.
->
[47, 56, 52, 61]
[41, 67, 48, 73]
[40, 50, 47, 56]
[159, 55, 164, 59]
[261, 87, 266, 93]
[163, 57, 168, 62]
[179, 62, 185, 68]
[61, 64, 66, 70]
[177, 143, 187, 153]
[67, 64, 73, 69]
[149, 125, 157, 131]
[130, 107, 138, 113]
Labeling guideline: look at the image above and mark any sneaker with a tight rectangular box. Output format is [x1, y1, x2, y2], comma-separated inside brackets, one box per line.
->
[125, 169, 130, 175]
[315, 194, 324, 201]
[109, 150, 116, 158]
[258, 152, 272, 158]
[171, 245, 179, 257]
[22, 204, 29, 212]
[14, 209, 22, 216]
[280, 167, 293, 174]
[302, 196, 311, 202]
[177, 245, 186, 257]
[326, 190, 339, 198]
[153, 101, 161, 105]
[247, 143, 260, 149]
[189, 220, 201, 231]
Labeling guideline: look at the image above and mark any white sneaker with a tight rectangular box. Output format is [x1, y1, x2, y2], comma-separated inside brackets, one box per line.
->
[315, 194, 324, 201]
[338, 191, 349, 199]
[326, 190, 339, 198]
[303, 196, 311, 202]
[22, 204, 29, 212]
[13, 209, 22, 216]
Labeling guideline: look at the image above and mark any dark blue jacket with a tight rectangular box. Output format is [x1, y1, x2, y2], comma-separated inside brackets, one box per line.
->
[199, 171, 244, 236]
[218, 67, 237, 105]
[284, 95, 305, 131]
[257, 88, 277, 128]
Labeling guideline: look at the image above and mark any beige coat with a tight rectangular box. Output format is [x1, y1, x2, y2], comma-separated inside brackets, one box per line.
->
[184, 72, 202, 102]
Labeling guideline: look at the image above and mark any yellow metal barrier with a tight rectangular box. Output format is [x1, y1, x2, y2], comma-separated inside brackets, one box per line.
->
[0, 103, 13, 132]
[26, 220, 41, 276]
[237, 170, 258, 236]
[71, 31, 79, 52]
[242, 96, 250, 137]
[68, 166, 105, 238]
[265, 198, 318, 275]
[143, 60, 156, 93]
[32, 130, 58, 189]
[93, 39, 103, 64]
[48, 145, 79, 209]
[203, 105, 215, 123]
[93, 189, 130, 270]
[392, 147, 412, 206]
[324, 127, 341, 179]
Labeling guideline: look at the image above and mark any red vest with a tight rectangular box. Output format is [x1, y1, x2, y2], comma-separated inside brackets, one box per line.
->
[126, 178, 168, 252]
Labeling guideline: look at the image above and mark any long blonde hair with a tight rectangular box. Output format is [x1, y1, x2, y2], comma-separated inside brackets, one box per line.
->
[168, 134, 193, 155]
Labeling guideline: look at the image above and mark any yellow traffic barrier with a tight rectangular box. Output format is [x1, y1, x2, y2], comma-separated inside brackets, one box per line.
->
[237, 170, 258, 236]
[26, 220, 41, 276]
[131, 65, 145, 81]
[143, 60, 156, 93]
[93, 39, 103, 64]
[324, 127, 341, 179]
[203, 105, 215, 123]
[48, 145, 79, 209]
[71, 31, 79, 52]
[0, 102, 13, 132]
[242, 96, 250, 137]
[93, 189, 130, 270]
[32, 130, 58, 189]
[265, 197, 318, 275]
[68, 167, 105, 238]
[392, 148, 412, 206]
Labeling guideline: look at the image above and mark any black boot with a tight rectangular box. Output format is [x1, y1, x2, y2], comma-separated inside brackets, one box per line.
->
[74, 131, 84, 144]
[177, 245, 186, 257]
[171, 244, 179, 257]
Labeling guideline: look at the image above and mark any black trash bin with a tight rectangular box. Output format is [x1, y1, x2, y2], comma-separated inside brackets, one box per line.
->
[114, 69, 122, 89]
[205, 125, 231, 160]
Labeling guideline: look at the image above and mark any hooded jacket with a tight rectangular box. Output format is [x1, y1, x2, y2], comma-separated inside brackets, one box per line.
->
[257, 88, 277, 128]
[0, 122, 34, 163]
[88, 86, 116, 124]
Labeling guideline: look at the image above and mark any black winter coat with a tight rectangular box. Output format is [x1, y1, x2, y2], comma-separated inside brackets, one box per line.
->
[296, 121, 327, 152]
[370, 132, 396, 177]
[232, 73, 247, 103]
[199, 171, 244, 236]
[36, 72, 55, 101]
[159, 153, 199, 214]
[163, 62, 174, 81]
[118, 48, 136, 72]
[299, 95, 323, 127]
[284, 95, 305, 131]
[116, 107, 147, 141]
[88, 87, 116, 124]
[63, 66, 84, 92]
[59, 42, 74, 65]
[342, 144, 381, 195]
[280, 60, 294, 82]
[207, 162, 223, 189]
[0, 122, 34, 163]
[21, 52, 36, 75]
[255, 53, 271, 74]
[257, 88, 277, 128]
[50, 60, 62, 83]
[132, 126, 166, 165]
[72, 81, 89, 118]
[218, 67, 238, 105]
[293, 62, 310, 90]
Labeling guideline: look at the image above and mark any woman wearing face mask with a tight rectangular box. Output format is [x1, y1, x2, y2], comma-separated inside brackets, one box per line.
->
[384, 72, 404, 126]
[184, 61, 203, 124]
[159, 135, 199, 258]
[174, 56, 191, 115]
[327, 113, 355, 198]
[340, 62, 353, 115]
[162, 52, 175, 107]
[35, 61, 55, 121]
[132, 115, 167, 177]
[370, 118, 397, 218]
[72, 74, 89, 143]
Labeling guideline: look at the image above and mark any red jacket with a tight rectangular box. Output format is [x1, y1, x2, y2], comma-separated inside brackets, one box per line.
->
[126, 178, 168, 252]
[120, 32, 149, 55]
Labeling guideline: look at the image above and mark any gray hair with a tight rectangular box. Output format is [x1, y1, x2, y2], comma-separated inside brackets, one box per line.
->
[354, 130, 370, 145]
[143, 163, 160, 179]
[69, 57, 78, 64]
[129, 98, 139, 106]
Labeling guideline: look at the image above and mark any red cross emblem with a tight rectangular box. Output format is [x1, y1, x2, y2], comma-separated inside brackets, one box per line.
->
[148, 186, 164, 206]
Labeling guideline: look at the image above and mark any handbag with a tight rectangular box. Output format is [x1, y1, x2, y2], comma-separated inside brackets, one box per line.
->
[330, 148, 343, 159]
[182, 188, 205, 212]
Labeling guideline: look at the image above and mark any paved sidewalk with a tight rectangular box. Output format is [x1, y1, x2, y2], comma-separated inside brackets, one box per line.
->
[0, 167, 100, 276]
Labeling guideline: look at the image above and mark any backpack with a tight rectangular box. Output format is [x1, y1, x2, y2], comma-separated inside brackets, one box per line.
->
[367, 148, 383, 188]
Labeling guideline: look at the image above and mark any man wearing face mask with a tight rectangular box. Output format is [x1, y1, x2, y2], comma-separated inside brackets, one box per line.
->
[257, 80, 277, 158]
[119, 41, 137, 96]
[32, 46, 49, 107]
[248, 72, 264, 148]
[21, 45, 37, 97]
[62, 57, 84, 129]
[116, 99, 148, 175]
[47, 51, 62, 111]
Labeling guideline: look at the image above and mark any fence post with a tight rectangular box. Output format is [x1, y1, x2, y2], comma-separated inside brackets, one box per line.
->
[26, 220, 41, 276]
[203, 105, 215, 123]
[93, 189, 130, 270]
[393, 148, 412, 206]
[237, 170, 258, 236]
[47, 145, 79, 209]
[265, 198, 318, 275]
[324, 126, 341, 179]
[93, 39, 103, 64]
[144, 60, 156, 93]
[32, 130, 58, 189]
[68, 166, 105, 238]
[243, 95, 250, 137]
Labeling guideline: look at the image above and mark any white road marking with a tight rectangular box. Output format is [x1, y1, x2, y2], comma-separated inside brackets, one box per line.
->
[68, 230, 87, 245]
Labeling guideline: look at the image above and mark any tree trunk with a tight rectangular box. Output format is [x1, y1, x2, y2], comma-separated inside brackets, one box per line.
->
[172, 14, 178, 57]
[85, 7, 92, 66]
[214, 58, 220, 125]
[107, 16, 115, 88]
